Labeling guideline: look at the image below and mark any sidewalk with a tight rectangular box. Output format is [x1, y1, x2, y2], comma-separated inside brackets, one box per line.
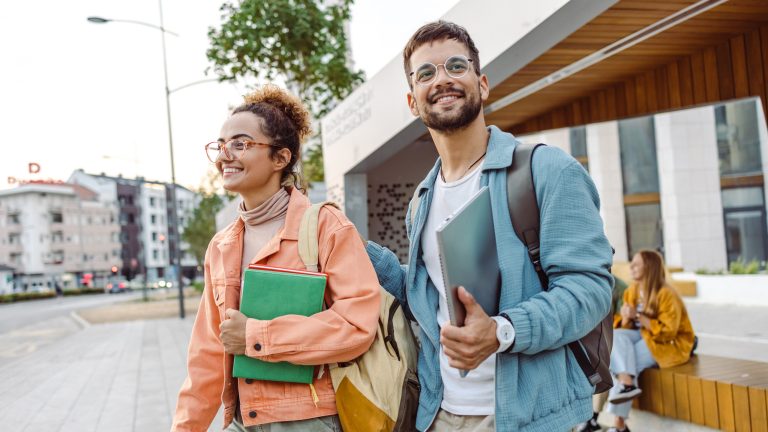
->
[0, 317, 719, 432]
[0, 316, 222, 432]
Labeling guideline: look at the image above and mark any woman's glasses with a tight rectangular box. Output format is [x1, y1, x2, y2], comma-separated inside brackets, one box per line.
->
[410, 55, 474, 86]
[204, 139, 278, 163]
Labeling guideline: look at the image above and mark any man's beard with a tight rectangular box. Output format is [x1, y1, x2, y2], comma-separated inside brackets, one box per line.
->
[420, 85, 482, 133]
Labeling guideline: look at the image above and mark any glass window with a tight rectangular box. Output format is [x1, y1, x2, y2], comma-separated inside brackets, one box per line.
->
[570, 126, 589, 172]
[619, 117, 660, 194]
[716, 99, 762, 176]
[725, 210, 767, 264]
[625, 203, 664, 257]
[721, 187, 764, 208]
[722, 186, 767, 264]
[570, 126, 587, 158]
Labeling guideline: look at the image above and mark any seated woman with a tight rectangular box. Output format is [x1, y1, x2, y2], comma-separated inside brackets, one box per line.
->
[172, 84, 380, 432]
[603, 249, 695, 432]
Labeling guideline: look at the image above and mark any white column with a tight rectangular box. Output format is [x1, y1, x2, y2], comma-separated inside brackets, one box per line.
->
[518, 128, 570, 154]
[586, 121, 628, 262]
[655, 106, 727, 272]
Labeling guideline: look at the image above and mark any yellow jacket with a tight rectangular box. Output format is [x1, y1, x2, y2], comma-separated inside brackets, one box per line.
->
[619, 284, 695, 368]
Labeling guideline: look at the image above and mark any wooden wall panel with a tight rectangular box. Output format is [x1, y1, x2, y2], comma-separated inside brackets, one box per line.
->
[702, 379, 721, 429]
[674, 373, 691, 422]
[687, 375, 705, 426]
[748, 387, 767, 432]
[733, 384, 752, 432]
[511, 24, 768, 136]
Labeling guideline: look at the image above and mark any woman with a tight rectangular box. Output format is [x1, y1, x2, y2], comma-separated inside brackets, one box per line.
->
[172, 84, 380, 432]
[602, 249, 695, 432]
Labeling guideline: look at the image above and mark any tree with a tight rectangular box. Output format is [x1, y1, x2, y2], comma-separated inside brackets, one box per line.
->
[182, 167, 233, 267]
[207, 0, 364, 182]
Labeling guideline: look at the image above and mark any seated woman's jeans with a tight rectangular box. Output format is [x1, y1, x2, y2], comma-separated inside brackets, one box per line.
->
[606, 329, 657, 419]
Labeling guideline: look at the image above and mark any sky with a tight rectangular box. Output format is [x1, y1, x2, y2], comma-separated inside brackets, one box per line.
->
[0, 0, 460, 191]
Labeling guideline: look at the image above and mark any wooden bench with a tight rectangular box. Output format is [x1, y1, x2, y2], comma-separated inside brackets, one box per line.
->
[634, 354, 768, 432]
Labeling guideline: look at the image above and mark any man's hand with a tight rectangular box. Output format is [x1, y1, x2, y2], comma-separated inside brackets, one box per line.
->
[220, 309, 247, 355]
[440, 286, 499, 371]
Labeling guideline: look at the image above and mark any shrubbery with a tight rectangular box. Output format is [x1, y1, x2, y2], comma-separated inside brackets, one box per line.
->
[0, 291, 56, 303]
[0, 286, 105, 303]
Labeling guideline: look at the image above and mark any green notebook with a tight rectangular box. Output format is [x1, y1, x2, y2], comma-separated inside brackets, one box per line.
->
[233, 265, 327, 384]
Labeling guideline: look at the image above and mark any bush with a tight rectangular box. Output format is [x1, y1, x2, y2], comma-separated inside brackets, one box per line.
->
[192, 281, 205, 293]
[0, 291, 57, 303]
[694, 268, 724, 275]
[729, 258, 761, 275]
[63, 287, 105, 296]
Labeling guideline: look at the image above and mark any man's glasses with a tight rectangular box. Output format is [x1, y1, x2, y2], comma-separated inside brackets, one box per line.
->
[204, 139, 278, 163]
[410, 55, 474, 86]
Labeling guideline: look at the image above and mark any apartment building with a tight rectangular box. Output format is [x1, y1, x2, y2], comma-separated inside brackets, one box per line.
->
[0, 182, 121, 291]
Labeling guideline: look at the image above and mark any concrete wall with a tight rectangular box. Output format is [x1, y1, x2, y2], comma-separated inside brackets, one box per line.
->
[586, 121, 628, 262]
[655, 106, 727, 271]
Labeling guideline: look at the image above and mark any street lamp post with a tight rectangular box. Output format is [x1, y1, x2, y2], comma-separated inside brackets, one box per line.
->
[87, 0, 206, 319]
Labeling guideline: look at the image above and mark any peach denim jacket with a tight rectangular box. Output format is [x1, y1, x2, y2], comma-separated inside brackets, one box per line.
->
[172, 188, 380, 431]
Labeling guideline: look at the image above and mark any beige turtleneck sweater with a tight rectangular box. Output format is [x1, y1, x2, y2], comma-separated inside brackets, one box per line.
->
[238, 188, 290, 273]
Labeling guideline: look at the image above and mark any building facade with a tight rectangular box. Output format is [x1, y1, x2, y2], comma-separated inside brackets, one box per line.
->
[321, 0, 768, 271]
[0, 183, 121, 291]
[68, 171, 200, 285]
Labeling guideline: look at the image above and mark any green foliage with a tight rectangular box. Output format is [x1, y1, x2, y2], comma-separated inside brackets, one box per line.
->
[728, 258, 761, 274]
[207, 0, 363, 119]
[0, 291, 56, 303]
[303, 143, 324, 183]
[207, 0, 364, 183]
[63, 287, 105, 296]
[182, 192, 226, 267]
[694, 268, 724, 275]
[192, 281, 205, 293]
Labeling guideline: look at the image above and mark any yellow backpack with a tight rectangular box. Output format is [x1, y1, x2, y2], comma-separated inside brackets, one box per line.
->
[298, 202, 420, 431]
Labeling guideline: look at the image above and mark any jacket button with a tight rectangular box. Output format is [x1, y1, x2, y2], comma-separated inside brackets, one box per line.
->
[254, 343, 262, 351]
[245, 378, 253, 384]
[249, 410, 257, 418]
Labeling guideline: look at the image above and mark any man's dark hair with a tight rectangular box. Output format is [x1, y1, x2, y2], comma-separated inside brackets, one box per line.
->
[402, 20, 481, 88]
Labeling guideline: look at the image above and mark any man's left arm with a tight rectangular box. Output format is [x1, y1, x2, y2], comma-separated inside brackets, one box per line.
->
[506, 156, 613, 356]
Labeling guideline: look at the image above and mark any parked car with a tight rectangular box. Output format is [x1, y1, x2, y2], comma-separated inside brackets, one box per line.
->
[105, 279, 129, 294]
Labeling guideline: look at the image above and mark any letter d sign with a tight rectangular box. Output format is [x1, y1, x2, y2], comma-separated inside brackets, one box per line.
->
[28, 162, 41, 174]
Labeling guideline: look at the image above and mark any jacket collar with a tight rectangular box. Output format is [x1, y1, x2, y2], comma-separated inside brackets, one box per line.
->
[215, 187, 309, 260]
[414, 125, 518, 197]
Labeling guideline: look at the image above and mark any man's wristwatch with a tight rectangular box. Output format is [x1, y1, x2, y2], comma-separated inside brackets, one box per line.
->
[492, 314, 515, 353]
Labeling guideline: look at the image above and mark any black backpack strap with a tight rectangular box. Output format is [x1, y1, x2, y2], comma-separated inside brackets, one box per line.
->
[508, 143, 548, 290]
[507, 143, 601, 384]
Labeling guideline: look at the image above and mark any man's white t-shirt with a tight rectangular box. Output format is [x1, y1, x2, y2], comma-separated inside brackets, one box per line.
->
[420, 163, 496, 415]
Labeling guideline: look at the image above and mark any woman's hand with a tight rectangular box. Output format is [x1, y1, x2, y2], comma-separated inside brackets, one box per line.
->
[636, 312, 652, 330]
[620, 304, 637, 321]
[220, 309, 247, 355]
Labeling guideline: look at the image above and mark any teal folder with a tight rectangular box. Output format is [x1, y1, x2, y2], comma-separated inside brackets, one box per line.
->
[233, 265, 327, 384]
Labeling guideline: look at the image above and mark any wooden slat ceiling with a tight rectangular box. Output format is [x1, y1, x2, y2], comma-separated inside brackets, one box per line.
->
[485, 0, 768, 128]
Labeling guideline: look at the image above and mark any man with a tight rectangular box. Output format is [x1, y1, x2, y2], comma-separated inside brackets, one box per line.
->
[366, 21, 614, 431]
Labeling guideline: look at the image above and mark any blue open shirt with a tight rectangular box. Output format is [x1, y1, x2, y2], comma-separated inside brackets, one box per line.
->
[366, 125, 614, 432]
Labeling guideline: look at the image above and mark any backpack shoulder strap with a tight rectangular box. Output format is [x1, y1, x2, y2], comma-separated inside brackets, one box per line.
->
[508, 143, 548, 289]
[298, 201, 340, 272]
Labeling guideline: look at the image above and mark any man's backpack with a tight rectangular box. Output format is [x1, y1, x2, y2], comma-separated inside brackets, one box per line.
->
[298, 202, 420, 431]
[409, 144, 614, 394]
[508, 144, 613, 394]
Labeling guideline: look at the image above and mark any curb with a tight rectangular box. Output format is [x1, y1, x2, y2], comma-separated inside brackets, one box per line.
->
[70, 310, 91, 329]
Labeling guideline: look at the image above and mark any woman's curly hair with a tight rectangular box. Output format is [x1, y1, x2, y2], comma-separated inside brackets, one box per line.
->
[232, 84, 312, 190]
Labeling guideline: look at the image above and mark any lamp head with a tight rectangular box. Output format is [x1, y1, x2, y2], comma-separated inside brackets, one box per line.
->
[87, 16, 111, 24]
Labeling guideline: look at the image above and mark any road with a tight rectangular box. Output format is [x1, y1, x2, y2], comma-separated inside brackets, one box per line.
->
[0, 292, 141, 334]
